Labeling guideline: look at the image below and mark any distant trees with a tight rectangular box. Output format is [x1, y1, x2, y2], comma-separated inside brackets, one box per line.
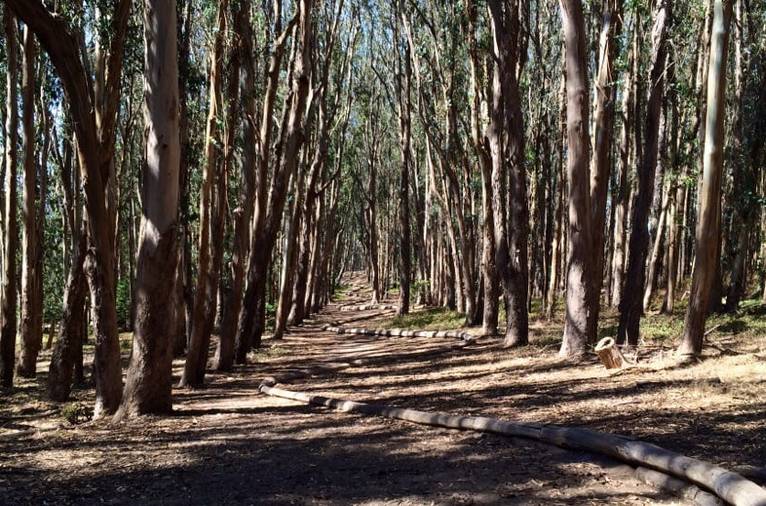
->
[0, 0, 763, 417]
[617, 0, 673, 348]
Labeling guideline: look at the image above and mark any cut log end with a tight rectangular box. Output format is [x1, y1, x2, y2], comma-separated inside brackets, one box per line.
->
[595, 337, 624, 370]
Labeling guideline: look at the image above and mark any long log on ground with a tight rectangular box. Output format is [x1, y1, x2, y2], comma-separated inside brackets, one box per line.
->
[339, 304, 398, 312]
[323, 325, 474, 342]
[259, 382, 766, 506]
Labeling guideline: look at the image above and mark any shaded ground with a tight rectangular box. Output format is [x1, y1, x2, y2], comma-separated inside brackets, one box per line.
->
[1, 275, 764, 505]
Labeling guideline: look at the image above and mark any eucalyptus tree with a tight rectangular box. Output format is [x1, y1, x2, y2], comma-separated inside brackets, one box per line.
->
[17, 26, 42, 378]
[182, 0, 228, 388]
[236, 0, 315, 357]
[117, 0, 182, 417]
[0, 7, 20, 387]
[618, 0, 672, 347]
[489, 0, 530, 348]
[8, 0, 133, 416]
[558, 0, 593, 360]
[679, 0, 733, 356]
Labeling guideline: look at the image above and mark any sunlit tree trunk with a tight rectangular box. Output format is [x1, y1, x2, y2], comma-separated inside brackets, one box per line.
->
[117, 0, 181, 417]
[559, 0, 592, 359]
[587, 0, 622, 337]
[678, 0, 733, 356]
[489, 0, 529, 347]
[0, 9, 20, 388]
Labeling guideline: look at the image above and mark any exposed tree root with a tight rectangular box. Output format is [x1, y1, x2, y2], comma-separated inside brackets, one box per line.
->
[259, 381, 766, 506]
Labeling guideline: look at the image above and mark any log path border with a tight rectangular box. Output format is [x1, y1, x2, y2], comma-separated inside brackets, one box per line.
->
[263, 316, 766, 506]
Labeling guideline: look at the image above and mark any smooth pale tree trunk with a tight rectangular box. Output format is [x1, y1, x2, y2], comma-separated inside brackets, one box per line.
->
[587, 0, 622, 338]
[0, 9, 19, 388]
[17, 26, 41, 378]
[182, 0, 227, 388]
[559, 0, 593, 360]
[679, 0, 733, 356]
[617, 0, 671, 347]
[117, 0, 181, 418]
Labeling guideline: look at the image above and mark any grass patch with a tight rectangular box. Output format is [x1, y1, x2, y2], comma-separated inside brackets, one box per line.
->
[332, 283, 352, 302]
[253, 345, 290, 357]
[378, 307, 465, 331]
[60, 402, 92, 425]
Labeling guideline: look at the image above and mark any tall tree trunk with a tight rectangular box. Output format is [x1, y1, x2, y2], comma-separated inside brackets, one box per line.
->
[465, 0, 498, 334]
[233, 4, 297, 363]
[678, 0, 733, 356]
[174, 0, 195, 357]
[489, 0, 529, 347]
[17, 26, 41, 378]
[559, 0, 592, 359]
[117, 0, 181, 418]
[395, 2, 412, 316]
[723, 0, 752, 313]
[273, 169, 307, 340]
[546, 75, 567, 319]
[218, 0, 257, 371]
[8, 0, 133, 417]
[48, 232, 88, 401]
[644, 175, 671, 310]
[587, 0, 622, 337]
[0, 9, 19, 387]
[236, 0, 314, 358]
[611, 23, 637, 309]
[617, 0, 672, 347]
[181, 0, 227, 388]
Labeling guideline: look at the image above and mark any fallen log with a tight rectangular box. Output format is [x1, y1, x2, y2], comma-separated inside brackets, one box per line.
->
[339, 303, 398, 312]
[259, 382, 766, 506]
[323, 325, 474, 342]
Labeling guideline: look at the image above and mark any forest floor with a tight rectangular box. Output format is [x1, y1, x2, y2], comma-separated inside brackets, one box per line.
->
[1, 274, 765, 505]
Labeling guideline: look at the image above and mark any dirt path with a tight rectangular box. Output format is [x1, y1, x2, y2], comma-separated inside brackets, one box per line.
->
[1, 281, 750, 504]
